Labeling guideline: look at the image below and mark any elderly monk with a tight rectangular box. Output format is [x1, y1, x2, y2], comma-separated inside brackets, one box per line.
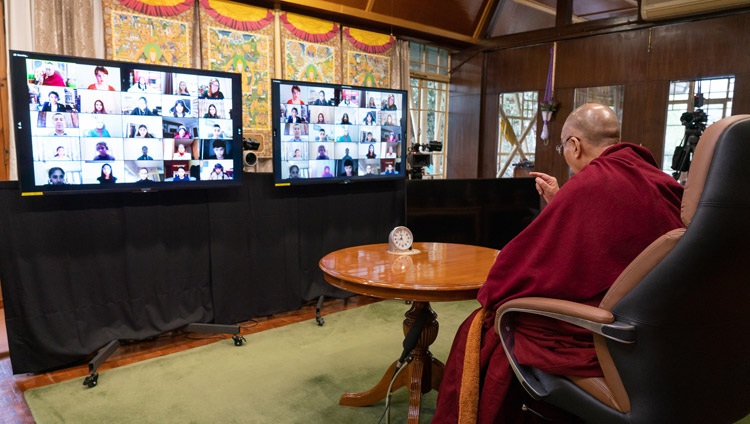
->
[433, 103, 685, 423]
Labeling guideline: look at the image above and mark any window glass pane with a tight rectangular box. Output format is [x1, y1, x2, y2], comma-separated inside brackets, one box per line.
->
[662, 76, 734, 176]
[426, 46, 439, 66]
[410, 43, 450, 179]
[410, 43, 423, 72]
[426, 111, 436, 140]
[427, 88, 437, 110]
[497, 92, 538, 178]
[439, 49, 449, 76]
[410, 43, 423, 62]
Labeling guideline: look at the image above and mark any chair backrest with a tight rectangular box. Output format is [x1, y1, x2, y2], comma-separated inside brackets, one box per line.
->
[597, 115, 750, 423]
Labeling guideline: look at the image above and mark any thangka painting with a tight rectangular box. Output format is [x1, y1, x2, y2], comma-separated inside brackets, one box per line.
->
[103, 0, 193, 67]
[199, 2, 275, 155]
[284, 41, 337, 83]
[345, 53, 391, 88]
[280, 13, 340, 84]
[204, 28, 273, 133]
[342, 27, 395, 88]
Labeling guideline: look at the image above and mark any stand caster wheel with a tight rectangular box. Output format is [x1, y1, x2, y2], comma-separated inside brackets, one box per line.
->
[83, 372, 99, 388]
[316, 316, 325, 326]
[232, 335, 246, 346]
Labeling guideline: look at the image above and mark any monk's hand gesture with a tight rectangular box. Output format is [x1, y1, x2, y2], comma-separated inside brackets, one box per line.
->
[529, 171, 559, 203]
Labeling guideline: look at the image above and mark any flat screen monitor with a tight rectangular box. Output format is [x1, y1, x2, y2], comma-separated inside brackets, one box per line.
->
[9, 50, 243, 195]
[271, 79, 407, 186]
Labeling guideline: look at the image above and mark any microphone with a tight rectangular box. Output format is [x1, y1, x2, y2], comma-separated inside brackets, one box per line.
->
[383, 306, 431, 424]
[396, 306, 430, 367]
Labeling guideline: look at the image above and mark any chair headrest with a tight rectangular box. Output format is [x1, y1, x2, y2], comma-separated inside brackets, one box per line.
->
[681, 114, 750, 226]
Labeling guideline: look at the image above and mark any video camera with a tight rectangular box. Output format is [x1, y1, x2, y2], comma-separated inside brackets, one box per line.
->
[680, 108, 708, 132]
[671, 94, 708, 179]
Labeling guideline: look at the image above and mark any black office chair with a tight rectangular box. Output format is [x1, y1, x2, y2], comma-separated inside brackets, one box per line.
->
[495, 115, 750, 423]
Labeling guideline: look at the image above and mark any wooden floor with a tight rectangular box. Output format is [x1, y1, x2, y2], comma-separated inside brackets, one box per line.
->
[0, 295, 380, 423]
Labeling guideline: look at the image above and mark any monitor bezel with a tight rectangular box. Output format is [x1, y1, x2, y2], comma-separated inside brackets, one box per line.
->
[271, 78, 408, 186]
[9, 49, 244, 196]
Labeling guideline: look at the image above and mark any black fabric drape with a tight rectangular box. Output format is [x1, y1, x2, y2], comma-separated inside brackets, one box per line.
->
[0, 176, 535, 374]
[293, 178, 406, 302]
[0, 184, 213, 373]
[0, 175, 406, 373]
[208, 174, 406, 323]
[207, 174, 303, 323]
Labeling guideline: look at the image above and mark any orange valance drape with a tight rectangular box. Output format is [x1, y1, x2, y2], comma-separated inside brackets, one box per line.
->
[280, 12, 339, 43]
[199, 0, 274, 31]
[343, 27, 395, 54]
[118, 0, 194, 16]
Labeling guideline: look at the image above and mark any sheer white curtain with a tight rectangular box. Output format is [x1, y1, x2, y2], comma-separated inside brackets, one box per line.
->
[5, 0, 104, 178]
[8, 0, 104, 57]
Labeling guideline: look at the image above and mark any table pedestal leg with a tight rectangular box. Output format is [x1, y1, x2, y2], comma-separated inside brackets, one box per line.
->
[339, 302, 444, 424]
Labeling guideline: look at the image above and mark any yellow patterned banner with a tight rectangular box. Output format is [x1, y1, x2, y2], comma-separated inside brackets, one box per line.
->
[280, 12, 340, 84]
[200, 5, 275, 155]
[342, 27, 394, 87]
[104, 0, 193, 66]
[345, 52, 391, 87]
[284, 41, 337, 84]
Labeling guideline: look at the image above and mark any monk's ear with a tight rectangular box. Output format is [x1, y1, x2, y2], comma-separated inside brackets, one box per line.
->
[572, 137, 584, 159]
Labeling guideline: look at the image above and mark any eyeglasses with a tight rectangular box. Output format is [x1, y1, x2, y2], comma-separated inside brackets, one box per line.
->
[556, 136, 577, 156]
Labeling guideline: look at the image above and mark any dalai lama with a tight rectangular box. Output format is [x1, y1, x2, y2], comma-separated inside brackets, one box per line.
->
[433, 103, 685, 423]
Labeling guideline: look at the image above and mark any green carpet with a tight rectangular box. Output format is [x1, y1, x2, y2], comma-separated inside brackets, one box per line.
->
[24, 299, 750, 424]
[25, 300, 479, 424]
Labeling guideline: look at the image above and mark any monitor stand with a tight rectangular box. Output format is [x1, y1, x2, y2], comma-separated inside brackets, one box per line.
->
[82, 323, 245, 388]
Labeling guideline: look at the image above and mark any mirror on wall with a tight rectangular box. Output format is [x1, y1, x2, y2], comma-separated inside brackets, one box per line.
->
[663, 76, 734, 180]
[497, 91, 538, 178]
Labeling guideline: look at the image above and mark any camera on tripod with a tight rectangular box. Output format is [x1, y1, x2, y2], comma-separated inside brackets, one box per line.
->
[408, 141, 442, 179]
[671, 93, 708, 180]
[679, 108, 708, 132]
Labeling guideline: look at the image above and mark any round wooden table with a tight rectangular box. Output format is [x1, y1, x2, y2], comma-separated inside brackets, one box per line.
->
[319, 242, 499, 423]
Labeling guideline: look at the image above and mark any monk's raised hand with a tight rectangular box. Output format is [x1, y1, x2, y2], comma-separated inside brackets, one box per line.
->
[528, 171, 559, 203]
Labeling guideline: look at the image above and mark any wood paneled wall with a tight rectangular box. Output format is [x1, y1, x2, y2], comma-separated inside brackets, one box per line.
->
[0, 0, 8, 181]
[448, 11, 750, 182]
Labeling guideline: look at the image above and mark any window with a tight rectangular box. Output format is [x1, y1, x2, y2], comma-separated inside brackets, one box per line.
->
[409, 42, 450, 179]
[662, 76, 734, 175]
[497, 92, 538, 178]
[410, 43, 450, 77]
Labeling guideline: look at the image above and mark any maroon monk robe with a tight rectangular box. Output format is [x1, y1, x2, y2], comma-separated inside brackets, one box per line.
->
[433, 143, 684, 423]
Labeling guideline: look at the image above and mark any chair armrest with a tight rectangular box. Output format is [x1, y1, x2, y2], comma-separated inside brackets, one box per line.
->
[494, 297, 635, 400]
[495, 297, 635, 343]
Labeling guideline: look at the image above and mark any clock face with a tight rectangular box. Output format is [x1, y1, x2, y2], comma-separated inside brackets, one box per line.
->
[389, 226, 413, 251]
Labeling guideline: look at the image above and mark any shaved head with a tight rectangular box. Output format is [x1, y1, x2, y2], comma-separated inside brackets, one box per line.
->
[563, 103, 620, 148]
[559, 103, 622, 174]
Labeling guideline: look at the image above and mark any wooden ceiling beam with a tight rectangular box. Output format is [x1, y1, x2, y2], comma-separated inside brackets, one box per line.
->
[275, 0, 479, 45]
[473, 0, 501, 39]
